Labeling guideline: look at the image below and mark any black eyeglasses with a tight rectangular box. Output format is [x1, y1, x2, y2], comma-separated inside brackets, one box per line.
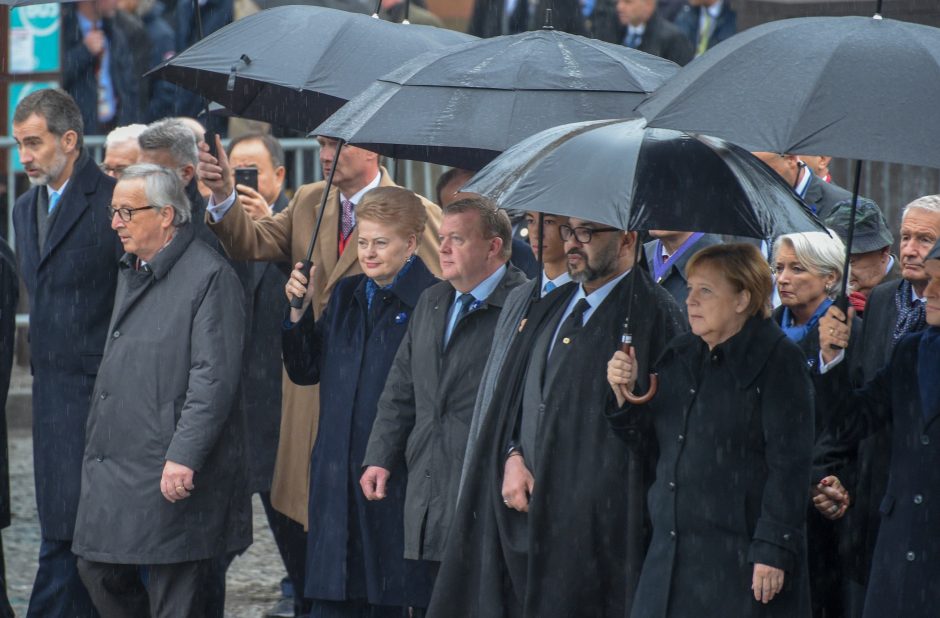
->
[99, 163, 128, 177]
[107, 205, 160, 222]
[558, 224, 621, 244]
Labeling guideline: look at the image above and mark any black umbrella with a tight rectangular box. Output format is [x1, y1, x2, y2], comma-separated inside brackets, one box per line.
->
[147, 5, 475, 132]
[637, 11, 940, 319]
[254, 0, 370, 11]
[315, 28, 679, 169]
[465, 117, 827, 401]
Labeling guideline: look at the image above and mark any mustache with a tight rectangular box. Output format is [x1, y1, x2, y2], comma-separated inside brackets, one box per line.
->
[567, 248, 587, 259]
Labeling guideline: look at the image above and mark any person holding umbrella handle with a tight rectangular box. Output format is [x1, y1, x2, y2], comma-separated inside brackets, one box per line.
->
[607, 243, 814, 616]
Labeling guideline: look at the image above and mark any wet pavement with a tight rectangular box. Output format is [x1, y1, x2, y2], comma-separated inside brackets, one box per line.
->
[3, 426, 286, 617]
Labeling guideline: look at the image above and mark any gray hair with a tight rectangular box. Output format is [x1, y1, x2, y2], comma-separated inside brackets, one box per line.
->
[120, 163, 191, 225]
[13, 88, 84, 150]
[773, 230, 847, 298]
[105, 124, 147, 149]
[902, 194, 940, 218]
[138, 119, 198, 168]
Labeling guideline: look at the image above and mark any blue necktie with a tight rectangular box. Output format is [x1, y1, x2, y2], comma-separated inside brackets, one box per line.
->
[444, 293, 474, 347]
[48, 190, 61, 213]
[543, 281, 556, 295]
[625, 31, 641, 49]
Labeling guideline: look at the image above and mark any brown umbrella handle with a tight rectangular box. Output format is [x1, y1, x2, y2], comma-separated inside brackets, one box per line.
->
[620, 334, 658, 404]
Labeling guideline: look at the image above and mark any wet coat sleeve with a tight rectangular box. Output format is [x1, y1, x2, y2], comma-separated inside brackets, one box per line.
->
[747, 340, 814, 572]
[282, 303, 325, 386]
[164, 266, 246, 471]
[206, 185, 299, 262]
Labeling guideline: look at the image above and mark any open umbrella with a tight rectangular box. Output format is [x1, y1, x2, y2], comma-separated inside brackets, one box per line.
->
[315, 27, 679, 170]
[465, 117, 827, 401]
[637, 9, 940, 317]
[147, 5, 475, 132]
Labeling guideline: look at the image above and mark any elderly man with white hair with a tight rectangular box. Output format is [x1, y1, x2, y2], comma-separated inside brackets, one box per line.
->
[71, 163, 250, 618]
[101, 124, 146, 178]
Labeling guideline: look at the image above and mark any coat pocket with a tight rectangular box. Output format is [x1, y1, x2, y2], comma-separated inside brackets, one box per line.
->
[879, 494, 895, 518]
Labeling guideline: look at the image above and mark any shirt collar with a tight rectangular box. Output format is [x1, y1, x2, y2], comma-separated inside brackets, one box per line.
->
[47, 178, 69, 199]
[706, 0, 723, 18]
[341, 170, 382, 205]
[795, 164, 812, 198]
[541, 270, 572, 292]
[76, 12, 101, 32]
[571, 268, 631, 320]
[457, 263, 507, 304]
[913, 283, 926, 303]
[885, 255, 895, 275]
[628, 23, 646, 36]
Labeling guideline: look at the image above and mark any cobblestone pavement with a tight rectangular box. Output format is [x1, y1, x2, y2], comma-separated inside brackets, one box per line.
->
[3, 427, 287, 617]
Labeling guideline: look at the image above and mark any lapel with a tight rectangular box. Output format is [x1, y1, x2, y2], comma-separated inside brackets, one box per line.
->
[250, 192, 290, 294]
[19, 189, 42, 277]
[41, 152, 99, 265]
[802, 174, 825, 215]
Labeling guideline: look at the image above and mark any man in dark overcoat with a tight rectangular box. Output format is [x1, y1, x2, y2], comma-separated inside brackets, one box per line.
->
[71, 164, 250, 616]
[361, 197, 527, 601]
[0, 239, 17, 618]
[815, 195, 940, 617]
[12, 87, 121, 618]
[645, 229, 722, 315]
[428, 218, 685, 618]
[815, 237, 940, 618]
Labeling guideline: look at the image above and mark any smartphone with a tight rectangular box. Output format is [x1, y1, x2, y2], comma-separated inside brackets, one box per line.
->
[234, 167, 259, 192]
[205, 131, 218, 160]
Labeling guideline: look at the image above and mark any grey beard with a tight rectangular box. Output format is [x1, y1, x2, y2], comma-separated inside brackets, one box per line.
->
[26, 148, 68, 187]
[569, 248, 620, 284]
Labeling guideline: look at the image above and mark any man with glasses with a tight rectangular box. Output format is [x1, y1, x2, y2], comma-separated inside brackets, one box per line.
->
[100, 124, 146, 179]
[72, 163, 250, 617]
[429, 217, 684, 618]
[11, 87, 121, 618]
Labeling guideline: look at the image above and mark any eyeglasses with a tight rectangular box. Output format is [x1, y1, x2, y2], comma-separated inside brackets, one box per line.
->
[107, 204, 160, 222]
[558, 224, 621, 244]
[99, 163, 128, 178]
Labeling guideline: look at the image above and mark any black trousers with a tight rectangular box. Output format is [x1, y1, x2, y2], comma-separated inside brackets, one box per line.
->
[76, 557, 211, 618]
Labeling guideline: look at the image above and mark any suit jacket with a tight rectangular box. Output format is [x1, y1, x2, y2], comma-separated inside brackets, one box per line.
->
[62, 7, 141, 134]
[674, 2, 737, 54]
[13, 152, 122, 540]
[0, 240, 17, 529]
[820, 331, 940, 617]
[363, 265, 528, 561]
[633, 11, 694, 66]
[207, 167, 443, 524]
[644, 233, 722, 316]
[469, 0, 585, 38]
[241, 191, 290, 494]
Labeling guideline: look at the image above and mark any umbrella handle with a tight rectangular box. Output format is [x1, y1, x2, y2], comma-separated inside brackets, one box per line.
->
[620, 335, 658, 404]
[289, 259, 314, 309]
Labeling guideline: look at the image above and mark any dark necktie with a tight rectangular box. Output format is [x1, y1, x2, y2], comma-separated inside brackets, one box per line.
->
[548, 298, 591, 368]
[341, 198, 355, 239]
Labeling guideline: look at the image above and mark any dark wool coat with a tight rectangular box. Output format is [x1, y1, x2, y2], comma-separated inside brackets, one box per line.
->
[71, 223, 251, 563]
[609, 317, 813, 618]
[282, 257, 438, 605]
[0, 240, 16, 530]
[363, 265, 528, 562]
[13, 151, 121, 540]
[819, 330, 940, 618]
[428, 269, 685, 618]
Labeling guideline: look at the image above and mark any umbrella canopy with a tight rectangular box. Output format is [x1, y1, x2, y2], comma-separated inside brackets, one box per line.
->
[315, 29, 679, 169]
[255, 0, 369, 10]
[464, 118, 827, 239]
[637, 15, 940, 169]
[147, 6, 475, 132]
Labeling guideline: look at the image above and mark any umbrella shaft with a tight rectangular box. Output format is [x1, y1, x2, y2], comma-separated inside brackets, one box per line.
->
[839, 159, 863, 301]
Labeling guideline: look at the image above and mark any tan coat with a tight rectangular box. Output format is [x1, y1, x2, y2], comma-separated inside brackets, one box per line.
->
[208, 167, 443, 525]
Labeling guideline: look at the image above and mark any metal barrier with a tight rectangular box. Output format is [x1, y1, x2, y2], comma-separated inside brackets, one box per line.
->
[2, 135, 446, 248]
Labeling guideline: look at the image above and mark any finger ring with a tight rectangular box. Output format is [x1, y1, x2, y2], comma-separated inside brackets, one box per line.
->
[176, 485, 184, 490]
[830, 504, 838, 513]
[829, 327, 835, 335]
[503, 498, 510, 506]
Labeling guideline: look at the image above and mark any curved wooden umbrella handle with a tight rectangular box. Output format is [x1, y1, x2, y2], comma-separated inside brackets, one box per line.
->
[620, 337, 658, 404]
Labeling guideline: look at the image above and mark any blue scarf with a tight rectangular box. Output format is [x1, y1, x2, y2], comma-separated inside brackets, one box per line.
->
[781, 298, 833, 343]
[894, 279, 927, 343]
[365, 255, 416, 310]
[919, 326, 940, 421]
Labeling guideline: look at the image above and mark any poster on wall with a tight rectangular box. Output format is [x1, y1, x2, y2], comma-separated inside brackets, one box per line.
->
[8, 3, 61, 74]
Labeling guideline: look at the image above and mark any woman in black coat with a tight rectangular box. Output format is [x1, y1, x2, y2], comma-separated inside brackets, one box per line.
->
[772, 230, 862, 617]
[282, 187, 438, 618]
[607, 243, 813, 617]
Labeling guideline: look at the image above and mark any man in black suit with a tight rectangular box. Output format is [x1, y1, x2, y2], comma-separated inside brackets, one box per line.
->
[0, 239, 17, 618]
[674, 0, 736, 58]
[752, 152, 884, 222]
[12, 88, 120, 618]
[469, 0, 585, 38]
[644, 229, 722, 315]
[615, 0, 693, 65]
[815, 194, 940, 618]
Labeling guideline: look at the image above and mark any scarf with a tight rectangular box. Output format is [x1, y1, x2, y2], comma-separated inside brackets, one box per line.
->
[365, 254, 415, 310]
[918, 326, 940, 421]
[781, 298, 833, 343]
[894, 279, 927, 343]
